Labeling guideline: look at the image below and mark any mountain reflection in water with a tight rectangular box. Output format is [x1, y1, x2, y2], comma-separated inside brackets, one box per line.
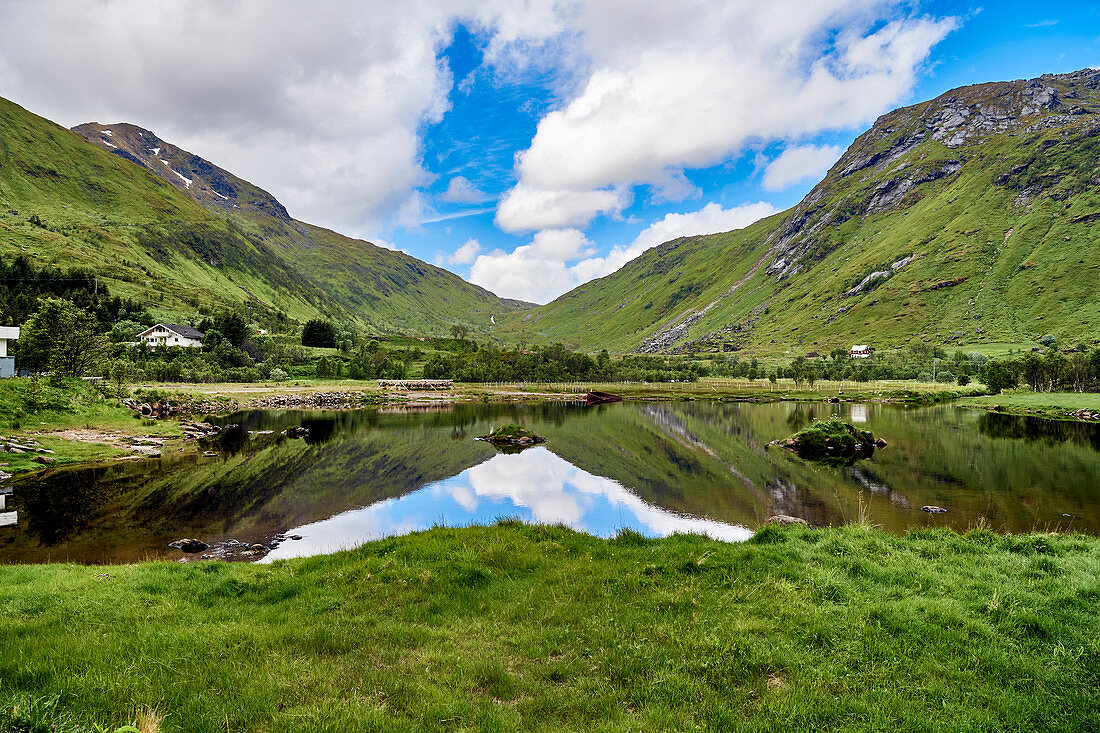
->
[262, 448, 752, 561]
[2, 400, 1099, 564]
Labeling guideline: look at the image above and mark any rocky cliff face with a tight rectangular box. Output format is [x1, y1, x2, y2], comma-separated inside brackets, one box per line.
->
[72, 122, 291, 221]
[764, 69, 1100, 281]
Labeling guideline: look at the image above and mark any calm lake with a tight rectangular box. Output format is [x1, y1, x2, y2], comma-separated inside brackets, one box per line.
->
[2, 400, 1098, 564]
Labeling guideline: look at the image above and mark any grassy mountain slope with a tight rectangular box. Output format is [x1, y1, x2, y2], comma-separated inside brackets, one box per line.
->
[0, 97, 515, 333]
[501, 69, 1100, 353]
[73, 120, 518, 334]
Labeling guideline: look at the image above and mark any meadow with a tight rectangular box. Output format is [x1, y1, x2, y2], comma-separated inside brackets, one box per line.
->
[1, 522, 1097, 732]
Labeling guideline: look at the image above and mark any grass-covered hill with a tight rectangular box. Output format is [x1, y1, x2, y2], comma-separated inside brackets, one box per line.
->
[0, 96, 518, 334]
[500, 69, 1100, 354]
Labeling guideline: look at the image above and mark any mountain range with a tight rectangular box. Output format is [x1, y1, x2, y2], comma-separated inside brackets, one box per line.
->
[0, 98, 518, 334]
[499, 69, 1100, 353]
[2, 68, 1099, 351]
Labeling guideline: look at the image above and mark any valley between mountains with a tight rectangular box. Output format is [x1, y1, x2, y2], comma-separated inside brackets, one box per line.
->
[2, 69, 1099, 355]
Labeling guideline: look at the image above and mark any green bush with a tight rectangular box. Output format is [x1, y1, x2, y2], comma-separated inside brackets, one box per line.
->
[302, 319, 339, 348]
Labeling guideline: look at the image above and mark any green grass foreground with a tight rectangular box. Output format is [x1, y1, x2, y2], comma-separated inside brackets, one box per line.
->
[2, 524, 1098, 732]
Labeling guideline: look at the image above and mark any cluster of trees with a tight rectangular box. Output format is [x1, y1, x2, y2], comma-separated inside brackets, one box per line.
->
[17, 298, 111, 377]
[301, 319, 359, 350]
[13, 297, 312, 385]
[0, 256, 150, 333]
[980, 346, 1100, 394]
[421, 343, 707, 383]
[712, 345, 993, 387]
[314, 339, 422, 380]
[423, 343, 605, 383]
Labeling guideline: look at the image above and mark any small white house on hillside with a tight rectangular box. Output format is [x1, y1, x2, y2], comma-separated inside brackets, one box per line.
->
[138, 324, 204, 348]
[850, 345, 874, 358]
[0, 326, 19, 378]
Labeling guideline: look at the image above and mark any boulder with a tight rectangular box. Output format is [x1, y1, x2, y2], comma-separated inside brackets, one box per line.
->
[766, 515, 808, 526]
[921, 505, 947, 514]
[33, 456, 56, 465]
[169, 538, 209, 553]
[284, 426, 310, 438]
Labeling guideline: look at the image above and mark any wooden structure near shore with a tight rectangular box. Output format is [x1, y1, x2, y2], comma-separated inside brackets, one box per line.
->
[377, 379, 453, 390]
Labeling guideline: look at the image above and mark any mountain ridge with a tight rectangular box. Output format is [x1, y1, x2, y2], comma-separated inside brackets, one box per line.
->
[0, 96, 519, 334]
[500, 68, 1100, 353]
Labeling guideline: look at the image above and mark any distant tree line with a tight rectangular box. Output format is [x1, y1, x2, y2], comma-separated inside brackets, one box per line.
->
[422, 344, 708, 383]
[979, 346, 1100, 394]
[0, 256, 150, 331]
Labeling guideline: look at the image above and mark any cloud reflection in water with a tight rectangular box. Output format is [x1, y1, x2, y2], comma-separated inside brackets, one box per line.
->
[262, 447, 751, 561]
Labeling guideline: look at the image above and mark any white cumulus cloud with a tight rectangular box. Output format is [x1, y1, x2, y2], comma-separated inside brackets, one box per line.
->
[497, 1, 956, 231]
[469, 247, 581, 304]
[0, 0, 469, 236]
[470, 201, 775, 303]
[762, 144, 844, 191]
[450, 238, 483, 265]
[495, 183, 631, 233]
[529, 228, 595, 259]
[441, 176, 485, 203]
[571, 201, 778, 283]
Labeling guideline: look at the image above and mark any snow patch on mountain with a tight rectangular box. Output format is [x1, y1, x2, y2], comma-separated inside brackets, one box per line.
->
[160, 159, 192, 188]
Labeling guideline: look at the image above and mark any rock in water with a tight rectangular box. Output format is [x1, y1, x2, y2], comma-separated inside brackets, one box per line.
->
[169, 538, 209, 553]
[921, 506, 948, 514]
[767, 515, 808, 526]
[477, 424, 546, 452]
[284, 426, 310, 438]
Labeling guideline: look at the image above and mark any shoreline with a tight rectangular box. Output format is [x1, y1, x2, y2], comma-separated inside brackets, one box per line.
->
[5, 380, 1099, 482]
[133, 378, 984, 415]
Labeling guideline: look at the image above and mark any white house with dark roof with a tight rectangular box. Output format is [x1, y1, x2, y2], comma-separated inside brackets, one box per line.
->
[0, 326, 18, 378]
[137, 324, 205, 349]
[849, 345, 874, 358]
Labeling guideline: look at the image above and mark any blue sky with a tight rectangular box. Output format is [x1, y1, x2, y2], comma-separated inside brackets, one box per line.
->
[1, 1, 1098, 303]
[392, 1, 1100, 302]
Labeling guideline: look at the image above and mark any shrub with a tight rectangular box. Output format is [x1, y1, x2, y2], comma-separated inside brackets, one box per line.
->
[270, 367, 288, 382]
[981, 361, 1017, 394]
[302, 319, 339, 348]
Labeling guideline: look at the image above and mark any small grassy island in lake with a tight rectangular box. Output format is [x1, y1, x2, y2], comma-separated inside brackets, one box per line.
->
[477, 423, 546, 451]
[777, 417, 886, 465]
